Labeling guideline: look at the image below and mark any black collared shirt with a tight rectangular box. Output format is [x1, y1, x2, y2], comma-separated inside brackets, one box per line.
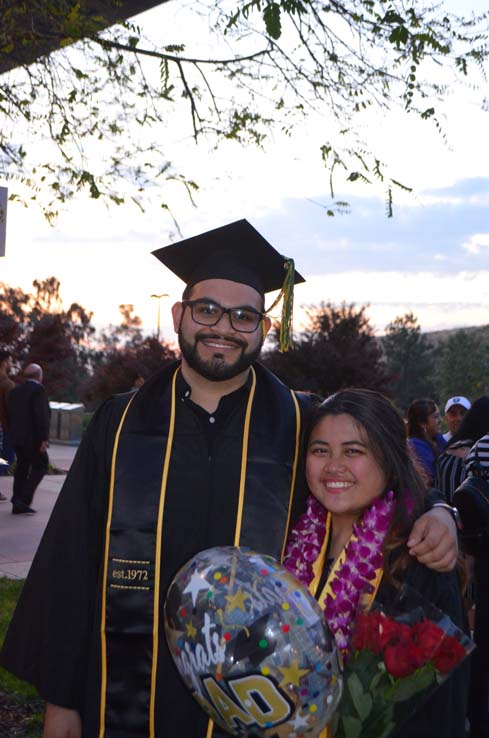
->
[176, 370, 252, 452]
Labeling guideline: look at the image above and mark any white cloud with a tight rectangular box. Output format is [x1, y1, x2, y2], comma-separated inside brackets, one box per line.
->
[462, 233, 489, 255]
[292, 270, 489, 334]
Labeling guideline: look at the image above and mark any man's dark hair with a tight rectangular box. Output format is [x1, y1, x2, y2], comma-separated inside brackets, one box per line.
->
[181, 283, 266, 311]
[0, 350, 11, 363]
[407, 398, 437, 439]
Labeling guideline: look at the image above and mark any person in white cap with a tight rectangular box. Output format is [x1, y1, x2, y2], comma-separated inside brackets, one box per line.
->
[443, 396, 471, 442]
[435, 396, 489, 503]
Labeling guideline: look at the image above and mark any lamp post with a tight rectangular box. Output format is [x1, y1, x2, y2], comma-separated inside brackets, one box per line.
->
[150, 293, 168, 341]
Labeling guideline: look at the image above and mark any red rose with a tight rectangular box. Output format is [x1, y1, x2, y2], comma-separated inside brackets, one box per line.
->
[379, 616, 411, 649]
[384, 641, 424, 678]
[352, 611, 382, 654]
[412, 619, 445, 661]
[432, 636, 466, 673]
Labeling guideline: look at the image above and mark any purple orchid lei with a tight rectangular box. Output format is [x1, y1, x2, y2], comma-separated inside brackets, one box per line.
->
[284, 490, 395, 652]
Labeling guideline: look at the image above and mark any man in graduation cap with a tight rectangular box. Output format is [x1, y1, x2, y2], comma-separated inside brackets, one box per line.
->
[0, 220, 458, 738]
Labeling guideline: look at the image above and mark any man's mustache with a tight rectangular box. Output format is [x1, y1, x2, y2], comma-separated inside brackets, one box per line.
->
[196, 333, 247, 350]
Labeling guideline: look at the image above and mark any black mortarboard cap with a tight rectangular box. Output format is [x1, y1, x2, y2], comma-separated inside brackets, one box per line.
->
[152, 219, 305, 296]
[152, 219, 305, 351]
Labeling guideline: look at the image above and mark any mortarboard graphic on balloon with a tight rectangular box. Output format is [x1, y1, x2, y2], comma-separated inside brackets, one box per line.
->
[152, 219, 305, 351]
[164, 546, 342, 738]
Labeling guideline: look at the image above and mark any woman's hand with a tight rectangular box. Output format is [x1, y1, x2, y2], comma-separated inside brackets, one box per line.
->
[407, 507, 458, 572]
[43, 704, 82, 738]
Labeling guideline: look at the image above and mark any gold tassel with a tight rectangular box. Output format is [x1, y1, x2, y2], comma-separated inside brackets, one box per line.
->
[266, 258, 295, 352]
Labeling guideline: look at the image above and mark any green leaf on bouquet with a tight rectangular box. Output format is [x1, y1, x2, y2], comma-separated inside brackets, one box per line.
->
[341, 715, 362, 738]
[347, 651, 381, 691]
[347, 672, 373, 720]
[369, 669, 385, 691]
[378, 719, 397, 737]
[388, 664, 436, 702]
[363, 702, 396, 738]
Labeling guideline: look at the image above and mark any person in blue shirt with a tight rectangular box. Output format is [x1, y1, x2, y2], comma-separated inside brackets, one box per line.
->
[407, 398, 447, 485]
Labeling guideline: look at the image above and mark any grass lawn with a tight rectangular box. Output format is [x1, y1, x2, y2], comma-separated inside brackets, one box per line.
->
[0, 578, 43, 736]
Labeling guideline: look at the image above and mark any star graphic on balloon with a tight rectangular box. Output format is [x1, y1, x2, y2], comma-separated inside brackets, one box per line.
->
[183, 570, 210, 607]
[288, 711, 310, 731]
[185, 620, 197, 639]
[225, 587, 250, 613]
[278, 660, 310, 688]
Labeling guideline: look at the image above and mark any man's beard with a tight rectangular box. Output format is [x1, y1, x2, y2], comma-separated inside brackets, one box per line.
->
[178, 330, 263, 381]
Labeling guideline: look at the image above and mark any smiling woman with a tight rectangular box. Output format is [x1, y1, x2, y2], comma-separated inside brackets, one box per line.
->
[284, 388, 469, 738]
[306, 413, 388, 545]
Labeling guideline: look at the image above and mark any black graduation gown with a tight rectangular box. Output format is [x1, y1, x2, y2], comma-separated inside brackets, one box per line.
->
[0, 362, 311, 738]
[377, 562, 469, 738]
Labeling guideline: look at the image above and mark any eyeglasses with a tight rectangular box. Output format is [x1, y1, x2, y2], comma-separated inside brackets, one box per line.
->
[182, 299, 264, 333]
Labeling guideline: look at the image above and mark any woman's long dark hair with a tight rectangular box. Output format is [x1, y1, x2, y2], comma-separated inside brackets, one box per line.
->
[407, 398, 437, 439]
[446, 395, 489, 449]
[305, 388, 427, 580]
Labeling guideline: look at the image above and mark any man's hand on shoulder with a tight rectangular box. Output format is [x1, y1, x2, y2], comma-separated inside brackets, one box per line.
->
[407, 507, 458, 572]
[43, 704, 81, 738]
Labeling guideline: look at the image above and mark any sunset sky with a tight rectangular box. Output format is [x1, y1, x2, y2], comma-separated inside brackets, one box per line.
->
[0, 0, 488, 345]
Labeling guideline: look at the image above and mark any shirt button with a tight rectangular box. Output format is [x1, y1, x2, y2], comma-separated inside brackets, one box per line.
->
[185, 390, 190, 398]
[209, 416, 216, 424]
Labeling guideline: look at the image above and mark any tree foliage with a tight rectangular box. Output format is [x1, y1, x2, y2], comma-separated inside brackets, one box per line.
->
[382, 312, 436, 411]
[435, 328, 489, 402]
[0, 280, 178, 405]
[80, 334, 177, 409]
[0, 0, 487, 220]
[0, 276, 96, 399]
[81, 303, 178, 408]
[263, 301, 391, 397]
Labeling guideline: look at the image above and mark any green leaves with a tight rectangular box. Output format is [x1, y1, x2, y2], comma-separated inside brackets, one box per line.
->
[387, 664, 436, 702]
[77, 170, 101, 199]
[382, 11, 405, 26]
[383, 313, 436, 412]
[389, 25, 409, 48]
[1, 0, 488, 221]
[226, 0, 307, 39]
[340, 715, 362, 738]
[263, 2, 282, 39]
[347, 672, 373, 720]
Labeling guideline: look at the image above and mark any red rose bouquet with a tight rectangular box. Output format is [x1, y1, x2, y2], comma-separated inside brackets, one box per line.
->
[331, 585, 474, 738]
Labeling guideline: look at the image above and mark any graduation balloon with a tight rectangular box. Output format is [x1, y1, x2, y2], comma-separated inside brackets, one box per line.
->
[164, 546, 342, 737]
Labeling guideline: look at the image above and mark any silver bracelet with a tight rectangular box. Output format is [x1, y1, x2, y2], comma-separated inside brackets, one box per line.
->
[431, 502, 463, 531]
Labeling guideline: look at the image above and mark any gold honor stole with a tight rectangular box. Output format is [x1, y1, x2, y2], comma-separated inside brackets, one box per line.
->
[97, 365, 302, 738]
[308, 513, 384, 738]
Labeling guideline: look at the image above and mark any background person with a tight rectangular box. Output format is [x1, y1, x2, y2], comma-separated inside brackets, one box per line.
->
[129, 374, 145, 392]
[407, 398, 446, 485]
[443, 395, 471, 442]
[453, 435, 489, 738]
[435, 396, 489, 503]
[7, 363, 50, 514]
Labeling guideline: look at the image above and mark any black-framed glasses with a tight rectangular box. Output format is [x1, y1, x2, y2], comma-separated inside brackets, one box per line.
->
[182, 299, 264, 333]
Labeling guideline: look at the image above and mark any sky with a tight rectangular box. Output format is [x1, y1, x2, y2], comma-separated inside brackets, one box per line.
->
[0, 0, 488, 345]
